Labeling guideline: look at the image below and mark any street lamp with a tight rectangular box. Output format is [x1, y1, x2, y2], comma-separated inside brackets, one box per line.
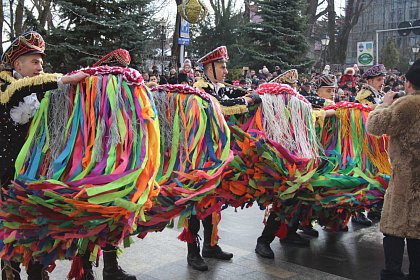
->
[320, 35, 330, 72]
[413, 46, 420, 61]
[160, 18, 166, 75]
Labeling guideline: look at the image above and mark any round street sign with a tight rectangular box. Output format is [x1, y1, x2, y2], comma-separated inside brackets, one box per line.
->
[398, 21, 412, 36]
[358, 53, 374, 65]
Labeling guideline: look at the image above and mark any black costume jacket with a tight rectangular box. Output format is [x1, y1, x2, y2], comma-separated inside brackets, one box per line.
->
[0, 70, 59, 187]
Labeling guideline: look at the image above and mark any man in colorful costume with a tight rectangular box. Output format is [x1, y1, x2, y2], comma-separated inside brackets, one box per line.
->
[254, 73, 337, 259]
[0, 31, 88, 280]
[187, 46, 260, 271]
[355, 64, 387, 106]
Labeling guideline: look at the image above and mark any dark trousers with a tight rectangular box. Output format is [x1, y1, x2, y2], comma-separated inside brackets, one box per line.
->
[257, 212, 299, 244]
[381, 234, 420, 280]
[188, 215, 213, 245]
[1, 260, 21, 280]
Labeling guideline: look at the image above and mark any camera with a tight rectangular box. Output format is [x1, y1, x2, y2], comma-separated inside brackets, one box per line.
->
[393, 90, 406, 99]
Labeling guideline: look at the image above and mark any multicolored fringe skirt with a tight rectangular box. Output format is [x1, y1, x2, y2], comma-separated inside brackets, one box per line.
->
[0, 66, 160, 269]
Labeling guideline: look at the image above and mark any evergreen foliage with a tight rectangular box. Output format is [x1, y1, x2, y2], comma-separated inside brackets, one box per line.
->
[237, 0, 311, 72]
[381, 39, 400, 70]
[45, 0, 154, 71]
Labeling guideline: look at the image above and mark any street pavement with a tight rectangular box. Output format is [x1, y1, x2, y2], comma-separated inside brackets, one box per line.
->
[19, 204, 410, 279]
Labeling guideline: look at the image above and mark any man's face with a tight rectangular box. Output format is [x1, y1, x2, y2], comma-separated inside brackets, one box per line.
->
[317, 87, 335, 100]
[368, 76, 385, 91]
[14, 54, 44, 77]
[149, 75, 158, 83]
[206, 61, 228, 82]
[250, 70, 256, 76]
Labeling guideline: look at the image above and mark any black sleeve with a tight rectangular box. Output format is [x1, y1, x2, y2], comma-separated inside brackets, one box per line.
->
[304, 96, 326, 108]
[220, 87, 247, 98]
[9, 80, 58, 107]
[219, 97, 246, 107]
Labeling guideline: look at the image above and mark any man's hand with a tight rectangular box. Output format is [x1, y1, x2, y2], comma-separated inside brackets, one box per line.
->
[61, 71, 90, 85]
[382, 91, 398, 106]
[325, 109, 336, 117]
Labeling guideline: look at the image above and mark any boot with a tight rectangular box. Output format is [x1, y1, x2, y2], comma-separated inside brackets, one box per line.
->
[81, 254, 94, 280]
[187, 242, 208, 271]
[298, 224, 319, 237]
[352, 213, 372, 226]
[103, 246, 136, 280]
[255, 242, 274, 259]
[280, 232, 310, 247]
[27, 261, 49, 280]
[1, 260, 21, 280]
[202, 244, 233, 260]
[201, 215, 233, 260]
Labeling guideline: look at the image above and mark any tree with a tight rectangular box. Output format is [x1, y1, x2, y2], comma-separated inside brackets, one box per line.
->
[327, 0, 374, 64]
[188, 0, 243, 67]
[238, 0, 311, 71]
[381, 39, 400, 69]
[45, 0, 154, 71]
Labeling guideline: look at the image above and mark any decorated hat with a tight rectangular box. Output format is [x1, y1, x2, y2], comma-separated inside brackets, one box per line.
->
[362, 64, 386, 79]
[1, 31, 45, 66]
[406, 58, 420, 88]
[344, 67, 355, 75]
[197, 46, 229, 65]
[313, 74, 337, 90]
[271, 69, 298, 84]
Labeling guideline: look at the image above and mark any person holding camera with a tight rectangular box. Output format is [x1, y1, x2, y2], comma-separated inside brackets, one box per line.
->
[366, 59, 420, 280]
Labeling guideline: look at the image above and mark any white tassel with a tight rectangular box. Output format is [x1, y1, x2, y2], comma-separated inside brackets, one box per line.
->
[10, 93, 40, 125]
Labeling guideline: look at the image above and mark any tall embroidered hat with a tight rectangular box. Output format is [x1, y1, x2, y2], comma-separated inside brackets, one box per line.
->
[271, 69, 298, 84]
[1, 31, 45, 66]
[362, 64, 387, 79]
[197, 46, 229, 65]
[313, 74, 337, 90]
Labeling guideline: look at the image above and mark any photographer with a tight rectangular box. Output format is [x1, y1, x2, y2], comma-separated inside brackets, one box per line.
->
[366, 59, 420, 280]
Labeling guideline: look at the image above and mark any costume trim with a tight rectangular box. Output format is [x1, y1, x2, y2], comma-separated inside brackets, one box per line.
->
[0, 71, 61, 104]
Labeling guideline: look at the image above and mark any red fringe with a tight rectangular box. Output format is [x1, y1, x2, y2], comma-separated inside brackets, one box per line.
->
[177, 228, 195, 243]
[274, 223, 288, 239]
[67, 256, 84, 280]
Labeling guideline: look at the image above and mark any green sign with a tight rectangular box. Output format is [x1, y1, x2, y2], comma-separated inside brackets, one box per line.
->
[358, 53, 374, 65]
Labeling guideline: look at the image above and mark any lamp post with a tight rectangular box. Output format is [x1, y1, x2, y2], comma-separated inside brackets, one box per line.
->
[413, 46, 420, 62]
[320, 35, 330, 72]
[160, 18, 166, 75]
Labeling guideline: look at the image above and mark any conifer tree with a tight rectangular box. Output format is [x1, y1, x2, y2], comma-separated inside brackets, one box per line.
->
[46, 0, 153, 70]
[238, 0, 311, 72]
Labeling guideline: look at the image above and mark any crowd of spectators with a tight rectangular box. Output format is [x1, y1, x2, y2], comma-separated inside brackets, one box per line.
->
[141, 60, 406, 102]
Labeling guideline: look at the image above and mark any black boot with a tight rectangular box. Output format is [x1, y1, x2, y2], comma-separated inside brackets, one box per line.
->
[298, 224, 319, 237]
[1, 260, 21, 280]
[81, 254, 94, 280]
[255, 242, 274, 259]
[280, 232, 310, 247]
[103, 246, 136, 280]
[187, 242, 208, 271]
[27, 261, 49, 280]
[352, 213, 372, 226]
[202, 244, 233, 260]
[201, 215, 233, 260]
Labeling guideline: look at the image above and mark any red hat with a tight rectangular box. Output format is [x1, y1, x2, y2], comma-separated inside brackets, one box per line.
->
[197, 46, 229, 65]
[1, 31, 45, 66]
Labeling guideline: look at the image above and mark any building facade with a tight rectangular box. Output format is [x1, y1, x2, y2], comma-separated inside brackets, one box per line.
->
[346, 0, 420, 68]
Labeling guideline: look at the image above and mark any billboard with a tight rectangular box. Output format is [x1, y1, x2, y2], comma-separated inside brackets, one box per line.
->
[357, 41, 374, 66]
